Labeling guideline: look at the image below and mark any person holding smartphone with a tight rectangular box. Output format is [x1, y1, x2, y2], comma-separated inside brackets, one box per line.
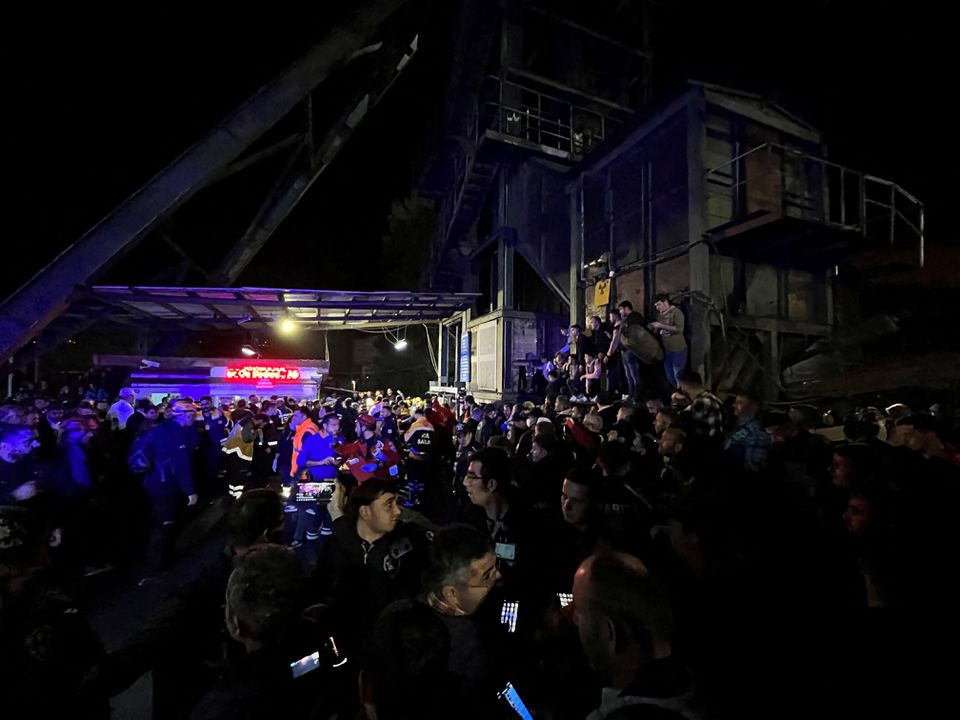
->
[294, 413, 342, 543]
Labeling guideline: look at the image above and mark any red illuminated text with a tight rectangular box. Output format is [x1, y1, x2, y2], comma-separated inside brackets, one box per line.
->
[225, 365, 302, 382]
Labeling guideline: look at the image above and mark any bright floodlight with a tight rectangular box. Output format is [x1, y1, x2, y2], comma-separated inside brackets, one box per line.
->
[240, 345, 257, 357]
[278, 318, 297, 335]
[394, 339, 408, 351]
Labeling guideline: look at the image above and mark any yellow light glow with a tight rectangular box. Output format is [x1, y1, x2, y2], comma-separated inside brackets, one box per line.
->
[279, 318, 297, 335]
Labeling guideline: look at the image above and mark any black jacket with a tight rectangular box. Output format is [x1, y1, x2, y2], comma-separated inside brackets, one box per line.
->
[189, 625, 349, 720]
[313, 516, 430, 653]
[0, 570, 109, 719]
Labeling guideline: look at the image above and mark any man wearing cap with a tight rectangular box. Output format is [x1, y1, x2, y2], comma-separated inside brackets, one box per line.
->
[455, 418, 483, 486]
[139, 398, 200, 569]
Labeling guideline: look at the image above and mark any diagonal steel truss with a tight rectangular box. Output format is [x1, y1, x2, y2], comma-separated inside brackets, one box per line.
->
[0, 0, 414, 365]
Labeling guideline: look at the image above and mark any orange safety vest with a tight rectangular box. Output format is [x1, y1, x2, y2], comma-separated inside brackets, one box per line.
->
[291, 419, 319, 478]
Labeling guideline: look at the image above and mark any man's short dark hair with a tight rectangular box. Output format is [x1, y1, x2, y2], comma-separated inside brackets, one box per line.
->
[598, 440, 631, 474]
[587, 551, 672, 655]
[569, 323, 582, 332]
[596, 390, 616, 406]
[365, 600, 453, 720]
[564, 466, 598, 498]
[532, 432, 557, 453]
[200, 395, 213, 404]
[611, 420, 636, 446]
[226, 545, 304, 643]
[422, 524, 493, 595]
[348, 478, 398, 516]
[653, 293, 670, 304]
[468, 447, 511, 490]
[320, 412, 339, 427]
[677, 370, 702, 386]
[228, 488, 283, 549]
[617, 300, 634, 311]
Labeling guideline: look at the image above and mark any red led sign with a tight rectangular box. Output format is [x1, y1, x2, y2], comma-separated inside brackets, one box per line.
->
[225, 365, 302, 383]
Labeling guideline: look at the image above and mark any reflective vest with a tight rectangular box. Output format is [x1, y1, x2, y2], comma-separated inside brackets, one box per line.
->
[291, 419, 319, 478]
[222, 418, 255, 462]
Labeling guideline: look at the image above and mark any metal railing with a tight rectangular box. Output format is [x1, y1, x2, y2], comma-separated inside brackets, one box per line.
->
[475, 75, 620, 156]
[705, 142, 925, 265]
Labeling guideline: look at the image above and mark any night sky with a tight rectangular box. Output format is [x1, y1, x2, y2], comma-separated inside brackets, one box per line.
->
[2, 1, 946, 302]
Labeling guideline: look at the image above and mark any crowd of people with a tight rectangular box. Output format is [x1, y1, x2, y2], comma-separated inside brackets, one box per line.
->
[1, 331, 959, 718]
[519, 296, 688, 406]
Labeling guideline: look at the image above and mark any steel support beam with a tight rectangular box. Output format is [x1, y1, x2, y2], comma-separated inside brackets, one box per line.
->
[212, 33, 419, 285]
[0, 0, 410, 364]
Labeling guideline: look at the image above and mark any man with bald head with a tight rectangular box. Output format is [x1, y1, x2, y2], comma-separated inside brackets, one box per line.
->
[573, 551, 694, 719]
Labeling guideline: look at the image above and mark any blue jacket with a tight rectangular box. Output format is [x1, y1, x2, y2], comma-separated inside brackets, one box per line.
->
[142, 419, 197, 497]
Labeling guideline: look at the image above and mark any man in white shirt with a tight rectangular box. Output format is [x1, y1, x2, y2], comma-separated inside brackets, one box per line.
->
[107, 387, 136, 430]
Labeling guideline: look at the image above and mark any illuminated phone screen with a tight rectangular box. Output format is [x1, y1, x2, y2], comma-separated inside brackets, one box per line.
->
[500, 600, 519, 633]
[296, 481, 335, 502]
[498, 682, 535, 720]
[290, 650, 320, 679]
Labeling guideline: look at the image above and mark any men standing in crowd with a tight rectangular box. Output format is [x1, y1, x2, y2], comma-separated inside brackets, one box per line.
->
[649, 293, 688, 389]
[1, 424, 40, 503]
[421, 524, 507, 696]
[197, 396, 228, 497]
[221, 409, 257, 499]
[677, 371, 726, 439]
[295, 412, 341, 542]
[724, 390, 771, 473]
[314, 479, 429, 655]
[139, 398, 199, 570]
[107, 387, 137, 431]
[573, 552, 693, 720]
[607, 301, 646, 400]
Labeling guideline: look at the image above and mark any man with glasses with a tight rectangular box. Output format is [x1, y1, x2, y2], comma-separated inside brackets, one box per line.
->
[421, 524, 509, 695]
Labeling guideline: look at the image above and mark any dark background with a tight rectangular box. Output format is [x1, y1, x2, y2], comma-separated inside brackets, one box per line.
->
[0, 1, 946, 386]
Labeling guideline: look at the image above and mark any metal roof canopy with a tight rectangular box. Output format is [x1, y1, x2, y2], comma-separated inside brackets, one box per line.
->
[89, 285, 478, 332]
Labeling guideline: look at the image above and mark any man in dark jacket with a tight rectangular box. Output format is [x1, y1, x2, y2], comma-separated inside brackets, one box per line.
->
[140, 398, 199, 569]
[0, 504, 109, 718]
[197, 396, 228, 497]
[574, 552, 694, 720]
[313, 479, 430, 657]
[189, 545, 347, 720]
